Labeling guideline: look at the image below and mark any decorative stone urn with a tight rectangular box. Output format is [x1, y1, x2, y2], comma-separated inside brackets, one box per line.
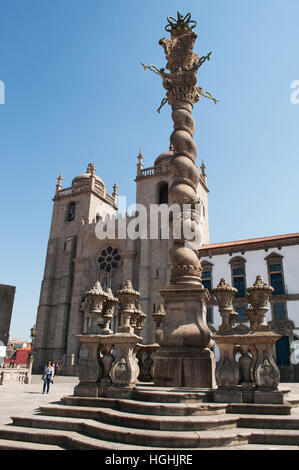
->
[152, 304, 166, 344]
[102, 288, 118, 335]
[116, 281, 140, 333]
[212, 278, 237, 334]
[246, 305, 258, 331]
[132, 304, 147, 337]
[247, 276, 274, 332]
[83, 281, 109, 334]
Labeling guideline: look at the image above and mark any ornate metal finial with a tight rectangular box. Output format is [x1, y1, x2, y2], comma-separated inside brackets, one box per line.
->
[141, 12, 218, 113]
[165, 11, 197, 33]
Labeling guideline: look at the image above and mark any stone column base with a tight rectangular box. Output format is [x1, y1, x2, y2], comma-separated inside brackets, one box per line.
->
[154, 348, 216, 388]
[254, 389, 284, 404]
[213, 387, 243, 403]
[73, 382, 99, 397]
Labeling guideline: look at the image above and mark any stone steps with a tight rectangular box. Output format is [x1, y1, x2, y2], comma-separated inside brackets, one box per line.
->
[0, 438, 64, 450]
[1, 385, 299, 450]
[39, 404, 238, 431]
[133, 388, 214, 403]
[287, 397, 299, 407]
[0, 425, 162, 450]
[62, 396, 228, 416]
[9, 414, 252, 448]
[238, 414, 299, 430]
[250, 429, 299, 446]
[227, 403, 292, 415]
[203, 443, 299, 450]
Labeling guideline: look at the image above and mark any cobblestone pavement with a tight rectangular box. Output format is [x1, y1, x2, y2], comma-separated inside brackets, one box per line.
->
[0, 374, 79, 426]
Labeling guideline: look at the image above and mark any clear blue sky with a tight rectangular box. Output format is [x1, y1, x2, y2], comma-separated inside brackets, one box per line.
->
[0, 0, 298, 340]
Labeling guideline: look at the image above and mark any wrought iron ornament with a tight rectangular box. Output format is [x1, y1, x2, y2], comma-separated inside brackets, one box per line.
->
[142, 11, 219, 112]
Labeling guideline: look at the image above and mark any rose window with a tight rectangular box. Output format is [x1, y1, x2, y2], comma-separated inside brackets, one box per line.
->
[98, 246, 121, 272]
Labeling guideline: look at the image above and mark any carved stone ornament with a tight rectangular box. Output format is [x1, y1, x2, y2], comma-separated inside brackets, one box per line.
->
[254, 349, 280, 390]
[247, 276, 274, 332]
[116, 280, 140, 333]
[102, 288, 118, 335]
[152, 304, 166, 329]
[213, 278, 237, 334]
[134, 304, 147, 336]
[83, 281, 109, 334]
[109, 336, 140, 387]
[215, 348, 239, 388]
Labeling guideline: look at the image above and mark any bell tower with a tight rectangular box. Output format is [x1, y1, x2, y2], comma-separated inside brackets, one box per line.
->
[33, 163, 118, 372]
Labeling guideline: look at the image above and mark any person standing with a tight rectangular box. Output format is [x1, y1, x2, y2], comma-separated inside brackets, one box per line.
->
[54, 361, 59, 376]
[42, 361, 54, 394]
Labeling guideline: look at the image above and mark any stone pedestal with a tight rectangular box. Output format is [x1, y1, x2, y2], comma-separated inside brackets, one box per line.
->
[154, 347, 215, 388]
[254, 389, 284, 404]
[154, 286, 216, 388]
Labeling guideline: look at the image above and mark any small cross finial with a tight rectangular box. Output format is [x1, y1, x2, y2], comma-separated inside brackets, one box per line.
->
[113, 180, 118, 192]
[113, 180, 118, 203]
[56, 172, 63, 193]
[200, 160, 206, 177]
[138, 147, 143, 158]
[87, 162, 96, 175]
[137, 149, 144, 176]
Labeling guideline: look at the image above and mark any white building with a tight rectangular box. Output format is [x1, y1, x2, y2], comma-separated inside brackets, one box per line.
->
[199, 233, 299, 380]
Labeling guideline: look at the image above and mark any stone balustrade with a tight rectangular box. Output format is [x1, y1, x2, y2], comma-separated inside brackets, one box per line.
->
[212, 276, 283, 404]
[0, 368, 31, 385]
[136, 344, 160, 382]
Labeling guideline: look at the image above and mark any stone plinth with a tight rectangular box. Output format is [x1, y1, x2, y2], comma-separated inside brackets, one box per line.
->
[154, 285, 216, 388]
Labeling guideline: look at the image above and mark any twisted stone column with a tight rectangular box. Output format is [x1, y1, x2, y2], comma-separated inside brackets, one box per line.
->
[152, 13, 216, 387]
[159, 17, 202, 285]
